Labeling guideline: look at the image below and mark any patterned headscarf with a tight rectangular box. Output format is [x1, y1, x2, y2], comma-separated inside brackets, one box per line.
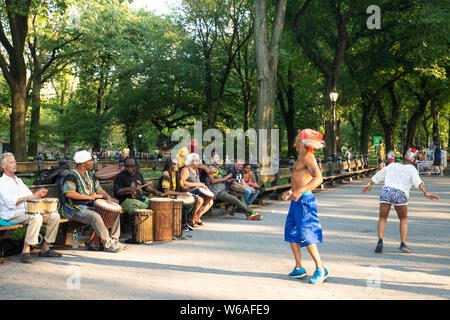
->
[404, 148, 418, 163]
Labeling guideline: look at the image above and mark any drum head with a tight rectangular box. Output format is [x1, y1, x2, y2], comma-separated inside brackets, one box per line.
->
[149, 197, 174, 202]
[199, 187, 214, 198]
[94, 199, 122, 211]
[177, 194, 195, 205]
[45, 198, 59, 202]
[135, 209, 152, 215]
[27, 199, 43, 203]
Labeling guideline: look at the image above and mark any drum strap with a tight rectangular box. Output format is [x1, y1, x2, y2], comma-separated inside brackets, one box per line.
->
[133, 214, 150, 239]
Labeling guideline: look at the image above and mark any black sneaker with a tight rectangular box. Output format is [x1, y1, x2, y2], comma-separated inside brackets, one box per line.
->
[399, 242, 411, 253]
[375, 239, 383, 253]
[186, 222, 194, 230]
[20, 253, 33, 264]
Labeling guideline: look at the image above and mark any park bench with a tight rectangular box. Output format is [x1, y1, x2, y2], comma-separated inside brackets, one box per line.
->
[254, 154, 376, 203]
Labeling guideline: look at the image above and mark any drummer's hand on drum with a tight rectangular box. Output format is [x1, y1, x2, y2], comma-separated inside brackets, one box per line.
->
[109, 197, 120, 204]
[90, 193, 104, 201]
[34, 188, 48, 199]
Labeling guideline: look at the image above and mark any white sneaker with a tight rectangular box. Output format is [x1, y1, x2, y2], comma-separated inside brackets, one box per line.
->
[112, 238, 128, 250]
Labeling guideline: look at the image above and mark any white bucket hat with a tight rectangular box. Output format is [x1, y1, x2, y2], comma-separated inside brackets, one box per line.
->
[73, 150, 92, 164]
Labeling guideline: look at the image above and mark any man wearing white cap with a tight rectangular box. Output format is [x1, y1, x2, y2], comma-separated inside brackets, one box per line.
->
[62, 150, 125, 253]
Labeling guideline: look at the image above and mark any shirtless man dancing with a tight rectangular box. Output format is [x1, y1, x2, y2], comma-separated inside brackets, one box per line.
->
[282, 129, 328, 284]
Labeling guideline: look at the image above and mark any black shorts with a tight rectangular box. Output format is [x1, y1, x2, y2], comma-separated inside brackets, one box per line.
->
[433, 159, 441, 166]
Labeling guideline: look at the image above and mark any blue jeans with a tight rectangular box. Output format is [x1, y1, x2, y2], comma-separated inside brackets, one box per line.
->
[243, 187, 259, 206]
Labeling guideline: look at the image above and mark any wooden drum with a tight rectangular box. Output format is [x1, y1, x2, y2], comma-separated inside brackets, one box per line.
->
[26, 199, 46, 215]
[150, 198, 174, 241]
[134, 209, 153, 243]
[172, 199, 183, 238]
[44, 198, 59, 215]
[89, 199, 122, 246]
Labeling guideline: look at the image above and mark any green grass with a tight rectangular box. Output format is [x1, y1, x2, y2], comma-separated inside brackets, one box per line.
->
[141, 169, 162, 179]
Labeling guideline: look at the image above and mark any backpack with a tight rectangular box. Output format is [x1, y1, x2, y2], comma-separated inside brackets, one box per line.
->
[56, 169, 71, 210]
[33, 163, 70, 185]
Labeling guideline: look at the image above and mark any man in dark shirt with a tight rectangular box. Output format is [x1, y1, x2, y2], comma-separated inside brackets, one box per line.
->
[113, 158, 162, 214]
[226, 159, 259, 206]
[431, 143, 443, 176]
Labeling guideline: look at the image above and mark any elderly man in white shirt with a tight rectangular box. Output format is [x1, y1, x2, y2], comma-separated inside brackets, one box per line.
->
[0, 153, 62, 263]
[361, 148, 439, 254]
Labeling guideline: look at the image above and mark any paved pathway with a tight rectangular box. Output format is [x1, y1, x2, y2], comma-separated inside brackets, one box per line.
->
[0, 176, 449, 300]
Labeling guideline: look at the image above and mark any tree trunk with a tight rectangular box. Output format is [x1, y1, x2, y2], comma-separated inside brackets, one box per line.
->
[0, 0, 31, 161]
[10, 85, 28, 161]
[27, 69, 42, 157]
[254, 0, 287, 168]
[93, 78, 107, 152]
[359, 99, 375, 155]
[406, 94, 428, 148]
[278, 67, 296, 157]
[432, 110, 440, 145]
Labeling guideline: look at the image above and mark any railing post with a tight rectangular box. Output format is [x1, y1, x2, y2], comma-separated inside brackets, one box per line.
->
[336, 153, 343, 175]
[327, 155, 333, 176]
[65, 153, 72, 170]
[34, 154, 44, 172]
[93, 155, 98, 171]
[358, 153, 364, 170]
[135, 153, 141, 171]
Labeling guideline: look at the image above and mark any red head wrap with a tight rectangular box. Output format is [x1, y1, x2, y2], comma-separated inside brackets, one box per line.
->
[298, 129, 324, 153]
[298, 129, 323, 142]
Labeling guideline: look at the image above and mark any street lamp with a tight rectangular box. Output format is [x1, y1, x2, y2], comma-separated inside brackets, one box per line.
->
[329, 91, 339, 159]
[138, 134, 143, 157]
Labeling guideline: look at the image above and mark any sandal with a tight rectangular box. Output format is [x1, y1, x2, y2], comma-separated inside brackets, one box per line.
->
[38, 249, 62, 258]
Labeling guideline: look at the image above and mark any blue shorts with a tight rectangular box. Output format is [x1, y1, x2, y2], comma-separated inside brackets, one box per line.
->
[284, 192, 323, 247]
[379, 186, 408, 206]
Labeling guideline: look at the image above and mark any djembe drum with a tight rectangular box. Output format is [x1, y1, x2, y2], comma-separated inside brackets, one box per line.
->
[172, 199, 183, 238]
[150, 198, 174, 241]
[89, 199, 122, 246]
[176, 193, 195, 206]
[134, 209, 153, 243]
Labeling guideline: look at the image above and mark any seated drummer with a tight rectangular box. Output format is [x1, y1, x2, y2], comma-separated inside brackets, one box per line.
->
[177, 139, 213, 175]
[180, 153, 214, 226]
[62, 150, 126, 253]
[157, 157, 195, 231]
[113, 158, 163, 213]
[0, 152, 62, 264]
